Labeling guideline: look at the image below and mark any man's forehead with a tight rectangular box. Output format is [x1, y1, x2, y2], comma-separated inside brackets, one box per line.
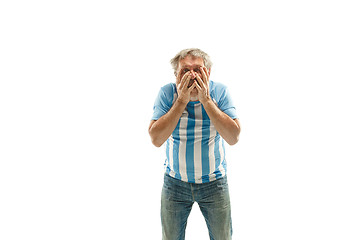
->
[179, 56, 204, 68]
[180, 64, 203, 68]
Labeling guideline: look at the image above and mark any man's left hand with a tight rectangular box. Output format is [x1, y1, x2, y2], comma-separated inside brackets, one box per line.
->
[194, 66, 211, 103]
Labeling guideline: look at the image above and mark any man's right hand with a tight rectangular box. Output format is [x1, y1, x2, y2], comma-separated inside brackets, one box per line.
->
[176, 71, 196, 104]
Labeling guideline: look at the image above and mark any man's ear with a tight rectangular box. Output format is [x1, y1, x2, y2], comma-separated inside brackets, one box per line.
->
[208, 68, 211, 76]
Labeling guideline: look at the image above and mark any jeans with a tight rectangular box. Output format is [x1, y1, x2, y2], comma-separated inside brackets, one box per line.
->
[161, 174, 232, 240]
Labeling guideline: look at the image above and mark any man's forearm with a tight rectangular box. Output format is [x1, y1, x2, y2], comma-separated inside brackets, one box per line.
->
[148, 99, 188, 147]
[201, 98, 240, 145]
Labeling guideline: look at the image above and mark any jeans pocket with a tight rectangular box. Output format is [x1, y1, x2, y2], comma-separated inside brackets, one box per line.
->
[216, 176, 228, 189]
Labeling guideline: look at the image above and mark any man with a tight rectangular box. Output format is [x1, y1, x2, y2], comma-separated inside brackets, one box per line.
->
[149, 48, 240, 240]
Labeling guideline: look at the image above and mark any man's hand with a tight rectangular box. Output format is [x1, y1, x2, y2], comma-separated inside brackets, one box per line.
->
[176, 71, 196, 104]
[194, 66, 211, 103]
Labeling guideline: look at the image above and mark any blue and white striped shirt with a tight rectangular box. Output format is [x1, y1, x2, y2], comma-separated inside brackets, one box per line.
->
[151, 81, 238, 183]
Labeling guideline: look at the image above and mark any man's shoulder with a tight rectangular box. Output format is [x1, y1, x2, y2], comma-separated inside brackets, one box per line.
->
[156, 83, 177, 105]
[160, 83, 177, 94]
[161, 83, 176, 92]
[210, 80, 227, 90]
[210, 81, 228, 97]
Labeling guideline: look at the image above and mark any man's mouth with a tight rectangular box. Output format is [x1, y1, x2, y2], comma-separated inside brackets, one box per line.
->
[188, 79, 197, 87]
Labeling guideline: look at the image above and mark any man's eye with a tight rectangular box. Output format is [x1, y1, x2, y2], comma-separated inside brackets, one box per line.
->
[194, 68, 201, 73]
[183, 69, 189, 73]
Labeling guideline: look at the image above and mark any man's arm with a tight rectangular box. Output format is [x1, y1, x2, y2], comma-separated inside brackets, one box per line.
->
[148, 71, 194, 147]
[202, 99, 241, 145]
[148, 99, 187, 147]
[194, 67, 241, 145]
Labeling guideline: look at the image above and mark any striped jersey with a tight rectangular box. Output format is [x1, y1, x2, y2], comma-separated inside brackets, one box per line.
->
[151, 81, 238, 183]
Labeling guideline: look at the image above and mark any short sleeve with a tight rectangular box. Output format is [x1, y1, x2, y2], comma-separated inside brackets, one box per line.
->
[216, 84, 238, 119]
[151, 84, 175, 120]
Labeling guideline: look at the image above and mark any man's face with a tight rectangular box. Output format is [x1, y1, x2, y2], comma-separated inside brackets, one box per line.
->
[176, 55, 208, 100]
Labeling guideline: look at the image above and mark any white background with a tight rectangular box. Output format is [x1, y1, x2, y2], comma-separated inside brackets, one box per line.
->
[1, 0, 359, 239]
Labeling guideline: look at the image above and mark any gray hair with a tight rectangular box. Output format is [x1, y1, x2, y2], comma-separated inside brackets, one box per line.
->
[170, 48, 213, 75]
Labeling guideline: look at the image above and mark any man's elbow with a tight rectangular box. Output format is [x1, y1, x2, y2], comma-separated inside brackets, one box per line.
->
[151, 137, 163, 148]
[148, 128, 163, 148]
[228, 134, 239, 146]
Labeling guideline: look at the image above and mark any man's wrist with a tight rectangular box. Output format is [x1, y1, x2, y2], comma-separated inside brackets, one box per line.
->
[200, 96, 213, 106]
[175, 97, 189, 107]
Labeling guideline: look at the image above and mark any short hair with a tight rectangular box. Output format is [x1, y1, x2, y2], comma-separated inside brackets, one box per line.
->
[170, 48, 213, 75]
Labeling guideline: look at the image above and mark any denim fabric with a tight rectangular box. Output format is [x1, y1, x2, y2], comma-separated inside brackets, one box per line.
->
[161, 174, 232, 240]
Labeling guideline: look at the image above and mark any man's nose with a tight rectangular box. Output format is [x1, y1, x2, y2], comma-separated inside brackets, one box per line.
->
[190, 70, 196, 78]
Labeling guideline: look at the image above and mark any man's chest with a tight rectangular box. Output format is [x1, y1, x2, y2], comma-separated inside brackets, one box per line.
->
[174, 104, 214, 139]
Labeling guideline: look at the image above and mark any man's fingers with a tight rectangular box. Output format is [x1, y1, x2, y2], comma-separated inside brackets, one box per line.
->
[200, 67, 209, 83]
[194, 79, 201, 90]
[184, 73, 192, 90]
[195, 73, 205, 88]
[178, 71, 191, 90]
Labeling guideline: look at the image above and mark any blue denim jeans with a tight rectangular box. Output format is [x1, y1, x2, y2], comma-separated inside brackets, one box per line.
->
[161, 174, 232, 240]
